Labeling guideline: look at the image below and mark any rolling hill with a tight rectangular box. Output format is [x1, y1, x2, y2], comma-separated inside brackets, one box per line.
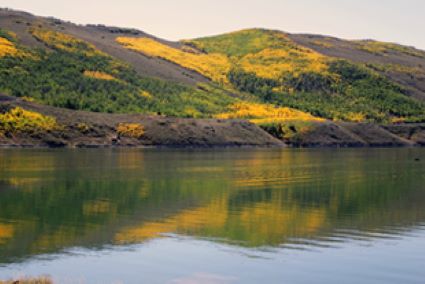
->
[1, 8, 425, 147]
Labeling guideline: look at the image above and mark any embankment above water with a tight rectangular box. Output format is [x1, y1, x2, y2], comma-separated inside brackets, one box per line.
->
[1, 94, 424, 148]
[0, 95, 283, 148]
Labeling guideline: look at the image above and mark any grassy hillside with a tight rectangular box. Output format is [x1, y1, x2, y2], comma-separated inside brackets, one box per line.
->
[0, 27, 238, 117]
[116, 29, 425, 123]
[1, 9, 425, 131]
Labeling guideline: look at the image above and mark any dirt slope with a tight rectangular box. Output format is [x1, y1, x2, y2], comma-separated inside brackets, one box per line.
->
[0, 94, 284, 148]
[1, 94, 425, 148]
[0, 8, 207, 85]
[289, 34, 425, 101]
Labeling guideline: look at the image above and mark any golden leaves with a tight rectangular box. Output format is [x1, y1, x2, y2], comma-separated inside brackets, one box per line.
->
[116, 123, 145, 138]
[0, 37, 19, 57]
[215, 102, 324, 124]
[116, 37, 232, 83]
[0, 107, 58, 134]
[239, 48, 328, 79]
[0, 223, 14, 244]
[30, 28, 106, 56]
[117, 29, 329, 85]
[83, 70, 117, 81]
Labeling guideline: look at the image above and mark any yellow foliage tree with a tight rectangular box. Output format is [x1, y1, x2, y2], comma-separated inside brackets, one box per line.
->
[30, 28, 106, 56]
[116, 30, 329, 84]
[0, 37, 20, 57]
[239, 48, 328, 79]
[116, 123, 145, 139]
[215, 102, 324, 124]
[0, 107, 58, 135]
[116, 37, 232, 83]
[83, 70, 118, 81]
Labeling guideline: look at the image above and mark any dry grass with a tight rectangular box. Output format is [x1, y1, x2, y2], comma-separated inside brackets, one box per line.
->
[0, 276, 52, 284]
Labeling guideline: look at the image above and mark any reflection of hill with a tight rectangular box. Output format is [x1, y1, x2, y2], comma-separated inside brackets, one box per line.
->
[0, 149, 424, 263]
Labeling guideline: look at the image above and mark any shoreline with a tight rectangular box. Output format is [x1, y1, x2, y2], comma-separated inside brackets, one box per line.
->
[1, 94, 425, 149]
[0, 142, 424, 149]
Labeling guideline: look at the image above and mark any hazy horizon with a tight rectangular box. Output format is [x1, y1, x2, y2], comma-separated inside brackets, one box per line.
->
[0, 0, 424, 50]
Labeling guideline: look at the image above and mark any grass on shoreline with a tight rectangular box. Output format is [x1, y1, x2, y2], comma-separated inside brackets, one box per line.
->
[0, 276, 52, 284]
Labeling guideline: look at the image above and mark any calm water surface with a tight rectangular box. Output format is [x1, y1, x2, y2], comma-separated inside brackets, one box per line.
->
[0, 148, 424, 284]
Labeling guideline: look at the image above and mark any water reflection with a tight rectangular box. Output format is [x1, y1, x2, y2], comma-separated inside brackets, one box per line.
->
[0, 148, 424, 264]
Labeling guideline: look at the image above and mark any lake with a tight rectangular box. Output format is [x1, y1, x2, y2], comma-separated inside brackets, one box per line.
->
[0, 148, 424, 284]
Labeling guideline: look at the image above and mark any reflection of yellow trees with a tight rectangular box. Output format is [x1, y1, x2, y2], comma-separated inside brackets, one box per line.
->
[6, 177, 42, 187]
[0, 150, 55, 173]
[114, 190, 327, 247]
[2, 149, 425, 256]
[115, 198, 228, 244]
[83, 200, 116, 216]
[237, 202, 326, 245]
[31, 226, 83, 251]
[0, 223, 14, 244]
[115, 150, 146, 170]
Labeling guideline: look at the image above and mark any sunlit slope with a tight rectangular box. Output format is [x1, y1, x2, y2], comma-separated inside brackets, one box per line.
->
[1, 8, 425, 125]
[116, 37, 232, 84]
[0, 24, 319, 123]
[289, 34, 425, 103]
[185, 29, 328, 79]
[117, 29, 328, 83]
[0, 27, 239, 117]
[117, 29, 425, 123]
[0, 29, 27, 57]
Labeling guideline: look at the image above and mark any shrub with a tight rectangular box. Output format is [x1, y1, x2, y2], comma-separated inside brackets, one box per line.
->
[0, 107, 58, 135]
[116, 37, 231, 83]
[83, 71, 118, 81]
[283, 72, 335, 93]
[0, 37, 19, 57]
[328, 60, 370, 82]
[116, 123, 145, 138]
[215, 102, 323, 124]
[76, 122, 90, 133]
[0, 27, 236, 117]
[258, 120, 314, 141]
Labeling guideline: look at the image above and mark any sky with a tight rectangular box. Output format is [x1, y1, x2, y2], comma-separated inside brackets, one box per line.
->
[1, 0, 424, 49]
